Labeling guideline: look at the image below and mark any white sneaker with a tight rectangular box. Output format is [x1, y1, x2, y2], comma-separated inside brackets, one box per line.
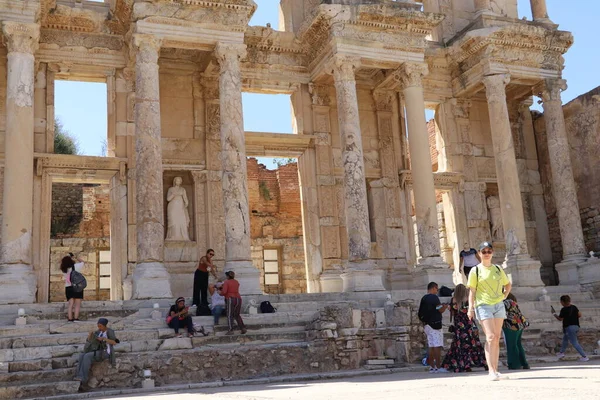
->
[579, 356, 590, 362]
[429, 367, 438, 373]
[437, 368, 449, 373]
[489, 373, 500, 381]
[556, 352, 565, 359]
[496, 372, 509, 380]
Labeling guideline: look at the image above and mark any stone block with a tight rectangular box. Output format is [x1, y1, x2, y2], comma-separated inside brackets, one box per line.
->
[158, 338, 193, 351]
[366, 359, 394, 365]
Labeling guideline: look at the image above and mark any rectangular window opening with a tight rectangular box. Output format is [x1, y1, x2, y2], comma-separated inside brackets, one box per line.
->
[54, 80, 108, 157]
[242, 93, 294, 134]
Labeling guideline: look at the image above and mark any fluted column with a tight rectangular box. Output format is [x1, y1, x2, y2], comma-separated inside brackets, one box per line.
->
[214, 43, 260, 294]
[330, 56, 384, 292]
[530, 0, 551, 22]
[131, 34, 172, 299]
[537, 79, 586, 283]
[0, 22, 40, 304]
[397, 64, 444, 266]
[482, 74, 543, 286]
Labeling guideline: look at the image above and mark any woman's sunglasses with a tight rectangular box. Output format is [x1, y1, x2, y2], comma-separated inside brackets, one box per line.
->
[481, 250, 493, 255]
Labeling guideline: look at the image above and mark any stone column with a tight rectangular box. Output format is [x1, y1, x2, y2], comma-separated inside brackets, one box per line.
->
[214, 43, 260, 294]
[0, 22, 40, 304]
[537, 79, 587, 284]
[330, 56, 384, 292]
[482, 74, 543, 287]
[131, 34, 172, 299]
[530, 0, 551, 22]
[474, 0, 492, 13]
[396, 64, 447, 272]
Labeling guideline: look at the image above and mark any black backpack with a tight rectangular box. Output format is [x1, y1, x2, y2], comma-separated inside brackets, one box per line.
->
[70, 269, 87, 293]
[439, 286, 454, 297]
[260, 301, 276, 314]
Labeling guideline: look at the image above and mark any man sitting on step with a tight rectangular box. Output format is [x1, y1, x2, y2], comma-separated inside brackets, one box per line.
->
[74, 318, 120, 386]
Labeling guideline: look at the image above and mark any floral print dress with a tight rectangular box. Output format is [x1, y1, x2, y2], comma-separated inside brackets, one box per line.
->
[441, 301, 487, 372]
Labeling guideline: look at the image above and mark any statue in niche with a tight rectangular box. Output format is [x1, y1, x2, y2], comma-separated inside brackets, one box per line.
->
[487, 196, 504, 241]
[166, 177, 191, 241]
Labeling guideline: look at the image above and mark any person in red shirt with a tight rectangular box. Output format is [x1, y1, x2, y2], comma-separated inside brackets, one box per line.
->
[219, 270, 247, 335]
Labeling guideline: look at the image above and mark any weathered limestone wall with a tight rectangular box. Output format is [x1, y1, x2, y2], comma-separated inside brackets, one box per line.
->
[247, 158, 306, 294]
[51, 184, 110, 239]
[534, 87, 600, 261]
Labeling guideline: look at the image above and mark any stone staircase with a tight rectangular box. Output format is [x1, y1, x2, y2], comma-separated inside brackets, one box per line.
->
[0, 293, 390, 399]
[0, 288, 597, 399]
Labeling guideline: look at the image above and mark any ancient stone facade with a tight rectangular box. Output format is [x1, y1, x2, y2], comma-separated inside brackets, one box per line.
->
[0, 0, 597, 304]
[533, 87, 600, 264]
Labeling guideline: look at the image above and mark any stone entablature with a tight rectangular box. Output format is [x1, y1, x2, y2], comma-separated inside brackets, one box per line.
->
[0, 0, 595, 304]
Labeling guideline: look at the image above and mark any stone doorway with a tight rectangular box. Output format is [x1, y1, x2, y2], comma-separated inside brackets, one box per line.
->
[35, 158, 127, 303]
[247, 157, 307, 294]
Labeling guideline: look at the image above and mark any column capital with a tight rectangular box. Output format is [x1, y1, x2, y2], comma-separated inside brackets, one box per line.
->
[2, 22, 39, 54]
[133, 34, 162, 63]
[214, 43, 247, 68]
[482, 74, 510, 98]
[449, 98, 472, 119]
[373, 90, 395, 112]
[309, 83, 332, 106]
[328, 55, 361, 82]
[394, 63, 428, 89]
[535, 78, 567, 103]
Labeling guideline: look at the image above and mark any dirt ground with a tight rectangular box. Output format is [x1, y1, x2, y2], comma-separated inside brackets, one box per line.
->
[105, 360, 600, 400]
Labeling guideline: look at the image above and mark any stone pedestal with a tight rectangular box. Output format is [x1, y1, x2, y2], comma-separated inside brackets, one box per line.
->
[554, 257, 582, 286]
[132, 35, 172, 299]
[537, 79, 587, 280]
[331, 56, 385, 292]
[341, 261, 385, 292]
[482, 74, 543, 287]
[215, 43, 260, 294]
[0, 22, 40, 304]
[396, 64, 447, 276]
[320, 273, 344, 293]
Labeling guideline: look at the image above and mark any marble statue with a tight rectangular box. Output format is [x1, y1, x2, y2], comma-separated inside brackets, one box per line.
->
[166, 177, 191, 241]
[487, 196, 504, 241]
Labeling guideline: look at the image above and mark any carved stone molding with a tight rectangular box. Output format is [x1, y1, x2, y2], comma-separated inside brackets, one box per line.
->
[535, 78, 567, 103]
[373, 90, 394, 112]
[214, 42, 247, 70]
[2, 22, 40, 54]
[394, 63, 428, 89]
[482, 74, 510, 99]
[308, 83, 331, 106]
[450, 98, 472, 119]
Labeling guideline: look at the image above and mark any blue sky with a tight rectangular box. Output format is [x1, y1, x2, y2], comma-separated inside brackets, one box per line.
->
[56, 0, 599, 165]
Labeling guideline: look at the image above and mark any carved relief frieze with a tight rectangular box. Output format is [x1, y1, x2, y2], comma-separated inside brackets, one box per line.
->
[40, 29, 123, 51]
[309, 84, 331, 106]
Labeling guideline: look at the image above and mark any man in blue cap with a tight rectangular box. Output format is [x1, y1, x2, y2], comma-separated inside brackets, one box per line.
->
[75, 318, 120, 385]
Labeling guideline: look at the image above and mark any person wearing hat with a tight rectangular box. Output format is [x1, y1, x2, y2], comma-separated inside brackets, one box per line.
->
[167, 297, 195, 338]
[208, 281, 226, 325]
[466, 241, 512, 381]
[74, 318, 120, 385]
[220, 270, 247, 334]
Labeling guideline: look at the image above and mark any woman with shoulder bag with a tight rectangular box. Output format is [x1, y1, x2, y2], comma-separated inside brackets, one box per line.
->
[60, 253, 85, 322]
[502, 293, 530, 369]
[441, 284, 487, 372]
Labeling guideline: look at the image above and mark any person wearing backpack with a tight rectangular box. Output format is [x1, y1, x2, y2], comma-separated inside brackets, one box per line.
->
[466, 242, 512, 381]
[60, 253, 86, 322]
[74, 318, 120, 387]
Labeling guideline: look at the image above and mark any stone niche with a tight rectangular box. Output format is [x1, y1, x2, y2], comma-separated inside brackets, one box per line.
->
[162, 170, 198, 262]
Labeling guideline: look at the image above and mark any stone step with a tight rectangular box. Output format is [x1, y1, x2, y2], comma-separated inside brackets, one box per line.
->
[0, 366, 75, 385]
[0, 379, 80, 399]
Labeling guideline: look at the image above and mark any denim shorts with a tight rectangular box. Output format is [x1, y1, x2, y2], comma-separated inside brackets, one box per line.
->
[475, 301, 506, 321]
